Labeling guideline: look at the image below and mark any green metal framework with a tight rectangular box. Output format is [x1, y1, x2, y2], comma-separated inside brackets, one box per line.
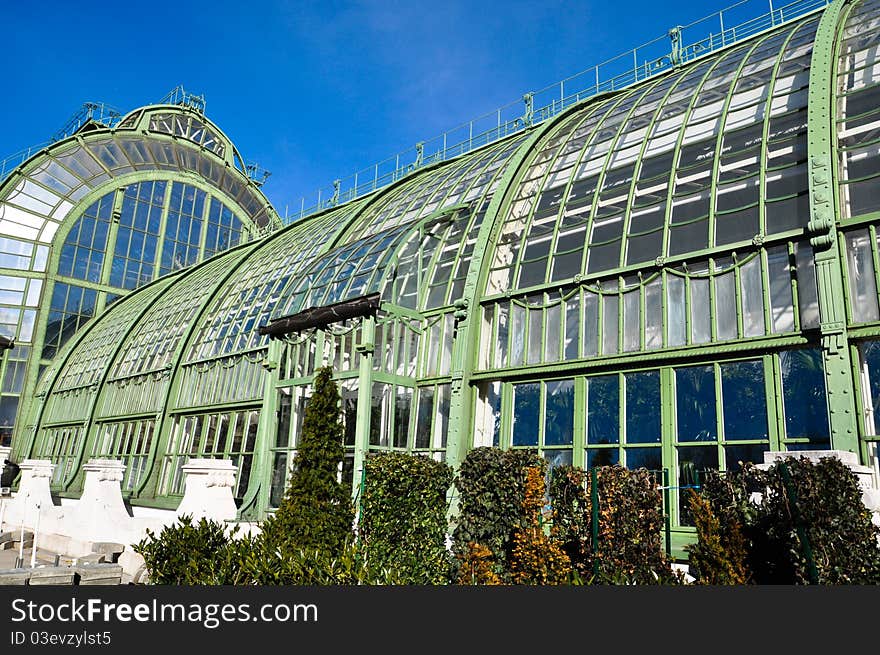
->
[13, 0, 880, 556]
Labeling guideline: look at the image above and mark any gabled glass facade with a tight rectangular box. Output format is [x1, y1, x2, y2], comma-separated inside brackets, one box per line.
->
[12, 0, 880, 553]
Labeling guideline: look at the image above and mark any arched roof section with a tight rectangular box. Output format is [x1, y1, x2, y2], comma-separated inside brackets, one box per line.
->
[268, 132, 533, 320]
[107, 246, 252, 380]
[186, 199, 368, 362]
[186, 132, 533, 363]
[0, 105, 281, 246]
[332, 132, 530, 248]
[482, 13, 819, 297]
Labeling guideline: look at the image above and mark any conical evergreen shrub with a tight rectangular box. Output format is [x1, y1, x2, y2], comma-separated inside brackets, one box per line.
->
[260, 366, 354, 558]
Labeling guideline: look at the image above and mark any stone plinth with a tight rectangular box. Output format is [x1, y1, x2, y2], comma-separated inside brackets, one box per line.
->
[64, 459, 132, 543]
[175, 459, 238, 522]
[2, 460, 55, 529]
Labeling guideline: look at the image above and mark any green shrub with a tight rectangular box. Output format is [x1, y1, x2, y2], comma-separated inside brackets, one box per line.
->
[134, 515, 246, 585]
[260, 366, 354, 559]
[695, 457, 880, 584]
[685, 489, 750, 584]
[452, 447, 545, 581]
[548, 464, 678, 584]
[509, 466, 572, 585]
[359, 452, 453, 584]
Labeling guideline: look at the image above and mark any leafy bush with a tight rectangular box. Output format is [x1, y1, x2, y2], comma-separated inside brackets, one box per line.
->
[549, 464, 677, 584]
[452, 447, 545, 581]
[456, 543, 502, 585]
[684, 489, 749, 584]
[260, 366, 354, 559]
[358, 452, 453, 584]
[509, 466, 572, 585]
[134, 515, 246, 585]
[694, 457, 880, 584]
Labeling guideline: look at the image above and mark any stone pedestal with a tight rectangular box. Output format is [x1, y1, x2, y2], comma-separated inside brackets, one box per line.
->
[65, 459, 131, 543]
[175, 459, 238, 522]
[2, 459, 55, 529]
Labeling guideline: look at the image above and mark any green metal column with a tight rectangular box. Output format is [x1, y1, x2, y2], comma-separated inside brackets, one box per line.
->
[248, 337, 283, 520]
[352, 316, 375, 501]
[807, 0, 858, 453]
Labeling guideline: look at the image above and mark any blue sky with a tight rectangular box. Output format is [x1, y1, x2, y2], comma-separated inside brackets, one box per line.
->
[4, 0, 780, 214]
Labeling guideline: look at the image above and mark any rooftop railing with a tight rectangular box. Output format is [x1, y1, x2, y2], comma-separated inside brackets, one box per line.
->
[282, 0, 830, 223]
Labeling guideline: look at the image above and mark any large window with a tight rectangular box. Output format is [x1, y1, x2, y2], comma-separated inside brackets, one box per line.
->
[487, 348, 827, 528]
[510, 379, 575, 468]
[480, 242, 818, 370]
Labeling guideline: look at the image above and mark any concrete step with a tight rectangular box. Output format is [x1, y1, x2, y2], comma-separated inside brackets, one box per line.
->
[74, 563, 123, 586]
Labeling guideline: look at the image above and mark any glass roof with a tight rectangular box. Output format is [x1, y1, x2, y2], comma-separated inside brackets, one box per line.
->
[187, 201, 365, 362]
[0, 111, 278, 266]
[484, 15, 817, 296]
[52, 277, 176, 392]
[108, 246, 251, 379]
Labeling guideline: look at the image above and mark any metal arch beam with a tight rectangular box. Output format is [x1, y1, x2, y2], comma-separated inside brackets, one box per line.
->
[806, 0, 859, 452]
[445, 98, 615, 471]
[112, 242, 262, 503]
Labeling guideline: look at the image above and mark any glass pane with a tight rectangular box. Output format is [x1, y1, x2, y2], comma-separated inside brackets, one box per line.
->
[846, 230, 879, 323]
[715, 271, 737, 340]
[587, 374, 620, 445]
[603, 294, 619, 355]
[645, 279, 662, 349]
[545, 449, 573, 470]
[740, 256, 765, 337]
[625, 447, 662, 470]
[862, 340, 880, 435]
[667, 275, 686, 346]
[545, 303, 561, 362]
[393, 386, 412, 448]
[415, 387, 434, 448]
[690, 277, 711, 343]
[564, 297, 579, 360]
[545, 380, 574, 446]
[676, 366, 717, 442]
[269, 452, 288, 508]
[587, 448, 620, 468]
[767, 246, 795, 333]
[528, 307, 542, 365]
[780, 349, 830, 443]
[584, 292, 599, 356]
[795, 242, 820, 329]
[512, 382, 540, 446]
[724, 444, 768, 472]
[625, 371, 661, 444]
[678, 446, 718, 525]
[623, 290, 640, 352]
[721, 359, 769, 441]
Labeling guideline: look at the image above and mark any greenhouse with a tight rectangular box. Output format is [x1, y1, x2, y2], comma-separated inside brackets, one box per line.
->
[7, 0, 880, 552]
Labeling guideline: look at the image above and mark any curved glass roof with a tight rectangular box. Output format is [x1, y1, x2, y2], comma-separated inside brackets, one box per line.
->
[0, 107, 279, 261]
[52, 277, 176, 392]
[188, 132, 531, 361]
[108, 246, 251, 379]
[484, 16, 817, 296]
[186, 200, 365, 362]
